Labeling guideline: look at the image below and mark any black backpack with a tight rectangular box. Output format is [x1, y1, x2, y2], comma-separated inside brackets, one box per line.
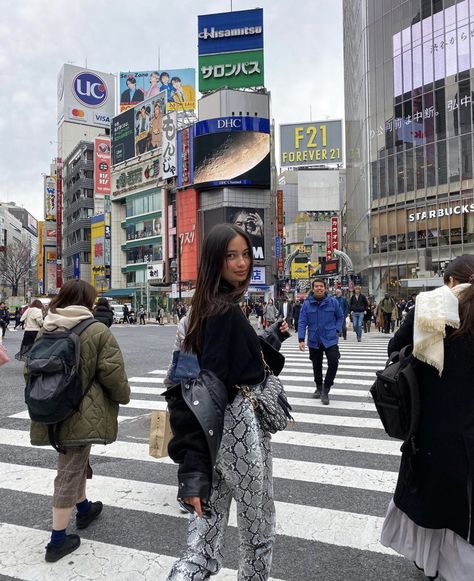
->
[25, 319, 99, 452]
[370, 345, 420, 447]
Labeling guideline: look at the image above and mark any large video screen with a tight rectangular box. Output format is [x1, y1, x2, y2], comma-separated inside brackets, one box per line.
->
[394, 0, 473, 97]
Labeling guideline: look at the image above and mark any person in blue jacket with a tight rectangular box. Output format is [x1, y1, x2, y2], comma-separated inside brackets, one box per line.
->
[334, 288, 349, 340]
[298, 278, 344, 405]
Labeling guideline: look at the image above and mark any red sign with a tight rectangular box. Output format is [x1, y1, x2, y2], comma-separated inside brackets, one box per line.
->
[56, 158, 63, 289]
[277, 189, 284, 274]
[177, 188, 199, 283]
[331, 216, 339, 251]
[94, 137, 111, 196]
[325, 231, 332, 260]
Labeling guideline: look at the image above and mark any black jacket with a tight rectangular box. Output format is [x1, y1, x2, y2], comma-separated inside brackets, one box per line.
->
[349, 293, 368, 313]
[389, 308, 474, 543]
[94, 305, 114, 328]
[164, 306, 288, 500]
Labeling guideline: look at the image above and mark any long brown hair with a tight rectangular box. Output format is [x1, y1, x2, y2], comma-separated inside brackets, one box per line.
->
[444, 254, 474, 339]
[49, 280, 97, 313]
[183, 223, 253, 353]
[29, 299, 43, 309]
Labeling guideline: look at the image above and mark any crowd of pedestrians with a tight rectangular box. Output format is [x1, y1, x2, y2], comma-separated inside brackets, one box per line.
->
[1, 248, 473, 580]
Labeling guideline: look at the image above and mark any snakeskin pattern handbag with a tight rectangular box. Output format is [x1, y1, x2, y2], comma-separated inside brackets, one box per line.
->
[239, 353, 294, 434]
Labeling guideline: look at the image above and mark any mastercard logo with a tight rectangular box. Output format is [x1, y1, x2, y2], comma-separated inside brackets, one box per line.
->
[71, 108, 85, 118]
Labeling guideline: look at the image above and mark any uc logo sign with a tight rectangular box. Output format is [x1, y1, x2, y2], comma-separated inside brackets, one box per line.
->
[72, 72, 108, 108]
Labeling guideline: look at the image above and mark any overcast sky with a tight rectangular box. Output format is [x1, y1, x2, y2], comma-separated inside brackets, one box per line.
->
[0, 0, 343, 221]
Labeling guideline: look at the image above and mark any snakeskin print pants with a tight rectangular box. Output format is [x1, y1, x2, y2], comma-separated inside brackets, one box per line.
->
[167, 390, 276, 580]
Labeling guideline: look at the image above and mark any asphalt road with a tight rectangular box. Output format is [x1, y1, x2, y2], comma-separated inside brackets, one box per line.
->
[0, 323, 430, 581]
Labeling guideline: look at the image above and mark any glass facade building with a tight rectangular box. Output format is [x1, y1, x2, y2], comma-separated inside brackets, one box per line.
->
[344, 0, 474, 294]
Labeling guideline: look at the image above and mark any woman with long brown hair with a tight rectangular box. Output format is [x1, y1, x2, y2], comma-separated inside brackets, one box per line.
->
[15, 299, 44, 360]
[166, 223, 289, 580]
[28, 280, 130, 563]
[381, 254, 474, 580]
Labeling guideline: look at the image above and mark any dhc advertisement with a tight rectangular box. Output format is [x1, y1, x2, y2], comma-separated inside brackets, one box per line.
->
[198, 8, 264, 55]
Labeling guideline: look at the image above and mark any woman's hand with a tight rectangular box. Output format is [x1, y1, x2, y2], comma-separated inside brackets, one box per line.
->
[183, 496, 206, 517]
[280, 320, 289, 334]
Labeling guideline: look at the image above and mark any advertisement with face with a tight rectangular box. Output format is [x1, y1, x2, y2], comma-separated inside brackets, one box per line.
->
[193, 116, 270, 188]
[112, 92, 166, 165]
[57, 64, 115, 128]
[119, 69, 196, 113]
[226, 207, 265, 260]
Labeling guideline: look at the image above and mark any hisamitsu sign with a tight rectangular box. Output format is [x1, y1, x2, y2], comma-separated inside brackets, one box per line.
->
[198, 9, 264, 55]
[280, 120, 343, 167]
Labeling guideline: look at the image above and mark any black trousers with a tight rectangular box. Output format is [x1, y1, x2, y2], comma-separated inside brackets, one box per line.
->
[309, 345, 340, 390]
[383, 312, 391, 334]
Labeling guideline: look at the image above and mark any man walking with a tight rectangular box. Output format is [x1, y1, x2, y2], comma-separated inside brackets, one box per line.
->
[0, 302, 10, 339]
[298, 279, 343, 405]
[349, 285, 368, 342]
[379, 293, 396, 334]
[334, 289, 349, 340]
[292, 300, 301, 332]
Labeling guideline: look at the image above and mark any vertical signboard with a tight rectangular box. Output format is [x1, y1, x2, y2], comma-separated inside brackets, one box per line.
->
[276, 189, 284, 273]
[94, 137, 111, 195]
[44, 176, 57, 221]
[37, 221, 44, 294]
[325, 231, 332, 261]
[56, 158, 63, 289]
[162, 112, 178, 179]
[177, 126, 194, 188]
[331, 216, 339, 252]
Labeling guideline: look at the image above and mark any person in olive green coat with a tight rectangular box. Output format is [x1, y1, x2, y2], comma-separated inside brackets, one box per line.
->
[30, 280, 130, 563]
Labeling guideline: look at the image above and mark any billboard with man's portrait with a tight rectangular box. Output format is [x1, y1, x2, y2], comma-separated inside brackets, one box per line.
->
[119, 69, 196, 113]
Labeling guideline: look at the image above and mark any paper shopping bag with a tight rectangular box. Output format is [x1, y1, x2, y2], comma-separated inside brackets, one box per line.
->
[0, 344, 10, 367]
[149, 410, 173, 458]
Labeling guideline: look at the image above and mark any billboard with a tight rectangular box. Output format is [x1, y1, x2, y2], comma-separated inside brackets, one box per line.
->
[203, 207, 265, 260]
[162, 112, 178, 179]
[198, 9, 264, 55]
[91, 215, 106, 290]
[94, 137, 111, 196]
[280, 120, 343, 167]
[119, 69, 196, 113]
[199, 50, 264, 92]
[193, 116, 270, 188]
[38, 221, 44, 289]
[45, 249, 57, 295]
[393, 0, 473, 97]
[44, 176, 56, 221]
[111, 91, 167, 165]
[57, 64, 116, 128]
[177, 188, 199, 282]
[177, 126, 194, 188]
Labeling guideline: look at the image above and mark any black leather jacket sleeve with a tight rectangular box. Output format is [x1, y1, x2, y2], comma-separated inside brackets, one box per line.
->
[166, 385, 212, 499]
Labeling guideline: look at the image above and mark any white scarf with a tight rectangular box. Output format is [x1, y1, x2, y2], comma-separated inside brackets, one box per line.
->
[43, 305, 93, 331]
[413, 283, 470, 375]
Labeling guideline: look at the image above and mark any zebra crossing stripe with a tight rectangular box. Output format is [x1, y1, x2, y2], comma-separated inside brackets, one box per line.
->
[0, 463, 396, 555]
[0, 522, 284, 581]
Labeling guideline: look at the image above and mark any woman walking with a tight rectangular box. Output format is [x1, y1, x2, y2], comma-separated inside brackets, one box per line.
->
[28, 280, 130, 562]
[165, 223, 289, 580]
[381, 255, 474, 581]
[263, 297, 278, 328]
[15, 299, 44, 360]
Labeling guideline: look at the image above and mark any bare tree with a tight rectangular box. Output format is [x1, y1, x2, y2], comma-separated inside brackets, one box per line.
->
[0, 240, 31, 296]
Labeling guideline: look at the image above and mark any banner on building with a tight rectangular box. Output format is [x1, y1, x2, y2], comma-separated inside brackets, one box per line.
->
[37, 221, 44, 289]
[177, 188, 199, 282]
[325, 231, 332, 260]
[198, 9, 264, 55]
[94, 137, 111, 195]
[119, 69, 196, 113]
[276, 189, 284, 272]
[251, 266, 266, 285]
[280, 120, 343, 167]
[45, 249, 57, 295]
[199, 50, 264, 92]
[44, 176, 57, 221]
[162, 112, 178, 179]
[331, 216, 339, 252]
[147, 262, 164, 281]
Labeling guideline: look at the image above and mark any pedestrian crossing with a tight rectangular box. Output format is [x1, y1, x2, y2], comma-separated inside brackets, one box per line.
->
[0, 332, 423, 580]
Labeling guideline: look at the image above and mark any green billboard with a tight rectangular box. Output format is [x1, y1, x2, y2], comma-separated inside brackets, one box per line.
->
[198, 49, 264, 92]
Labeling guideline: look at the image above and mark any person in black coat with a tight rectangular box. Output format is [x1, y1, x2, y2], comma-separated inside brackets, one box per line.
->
[380, 255, 474, 581]
[93, 298, 114, 328]
[166, 223, 289, 580]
